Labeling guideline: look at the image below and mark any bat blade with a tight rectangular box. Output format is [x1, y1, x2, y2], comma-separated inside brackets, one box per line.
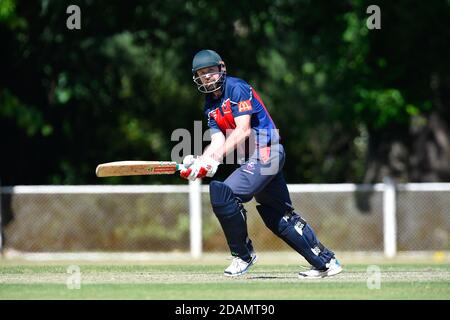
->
[95, 161, 184, 177]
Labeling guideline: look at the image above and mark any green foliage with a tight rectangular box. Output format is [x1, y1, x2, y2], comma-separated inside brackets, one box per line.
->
[1, 0, 449, 184]
[0, 0, 15, 20]
[0, 90, 52, 136]
[0, 0, 24, 28]
[356, 89, 407, 128]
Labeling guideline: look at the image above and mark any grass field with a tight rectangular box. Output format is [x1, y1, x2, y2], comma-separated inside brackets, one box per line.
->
[1, 253, 449, 300]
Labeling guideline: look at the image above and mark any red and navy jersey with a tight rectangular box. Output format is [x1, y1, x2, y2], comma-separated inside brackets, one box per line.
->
[204, 76, 279, 147]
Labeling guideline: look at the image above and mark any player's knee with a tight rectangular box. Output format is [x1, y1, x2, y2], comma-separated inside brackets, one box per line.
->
[265, 203, 302, 235]
[210, 181, 233, 206]
[256, 205, 281, 235]
[278, 212, 308, 239]
[277, 216, 290, 236]
[210, 181, 239, 217]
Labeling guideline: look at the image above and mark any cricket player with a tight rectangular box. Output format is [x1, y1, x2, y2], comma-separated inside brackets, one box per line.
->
[180, 49, 342, 278]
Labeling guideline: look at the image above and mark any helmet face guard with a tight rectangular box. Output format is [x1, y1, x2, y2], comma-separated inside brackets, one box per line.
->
[191, 50, 226, 94]
[192, 69, 226, 93]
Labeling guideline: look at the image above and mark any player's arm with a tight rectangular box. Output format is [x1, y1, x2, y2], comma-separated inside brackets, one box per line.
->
[203, 115, 251, 162]
[202, 131, 226, 160]
[180, 116, 251, 181]
[180, 124, 226, 181]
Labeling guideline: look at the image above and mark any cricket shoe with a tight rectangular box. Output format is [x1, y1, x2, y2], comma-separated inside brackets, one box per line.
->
[298, 258, 342, 279]
[224, 253, 258, 277]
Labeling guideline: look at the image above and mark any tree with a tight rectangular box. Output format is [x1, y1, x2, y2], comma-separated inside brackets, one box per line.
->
[1, 0, 449, 185]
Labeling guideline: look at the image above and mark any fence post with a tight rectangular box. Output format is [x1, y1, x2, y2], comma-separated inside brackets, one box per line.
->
[189, 179, 202, 259]
[383, 176, 397, 258]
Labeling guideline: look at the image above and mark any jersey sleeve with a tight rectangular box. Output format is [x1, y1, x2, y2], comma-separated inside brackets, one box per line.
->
[230, 82, 255, 117]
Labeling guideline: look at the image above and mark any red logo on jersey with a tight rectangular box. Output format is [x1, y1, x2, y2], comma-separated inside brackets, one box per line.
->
[209, 99, 236, 133]
[238, 100, 252, 113]
[222, 99, 231, 113]
[259, 146, 271, 163]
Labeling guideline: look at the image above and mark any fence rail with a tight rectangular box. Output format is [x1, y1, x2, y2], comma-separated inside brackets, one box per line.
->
[1, 179, 449, 257]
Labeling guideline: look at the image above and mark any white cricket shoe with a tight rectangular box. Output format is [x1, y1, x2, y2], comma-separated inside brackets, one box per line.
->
[298, 258, 343, 279]
[224, 253, 258, 277]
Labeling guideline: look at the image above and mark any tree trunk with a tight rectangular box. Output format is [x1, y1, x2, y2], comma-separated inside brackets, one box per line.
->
[364, 113, 450, 183]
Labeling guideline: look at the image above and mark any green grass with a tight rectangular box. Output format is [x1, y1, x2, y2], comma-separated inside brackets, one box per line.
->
[0, 263, 449, 300]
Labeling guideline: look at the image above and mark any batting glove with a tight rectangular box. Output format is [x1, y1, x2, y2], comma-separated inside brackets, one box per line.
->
[182, 155, 197, 168]
[180, 157, 220, 181]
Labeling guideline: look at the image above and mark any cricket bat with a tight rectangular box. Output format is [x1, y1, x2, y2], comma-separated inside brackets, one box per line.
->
[95, 161, 186, 177]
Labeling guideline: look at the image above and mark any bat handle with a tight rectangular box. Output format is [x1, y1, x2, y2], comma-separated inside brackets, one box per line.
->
[176, 164, 186, 171]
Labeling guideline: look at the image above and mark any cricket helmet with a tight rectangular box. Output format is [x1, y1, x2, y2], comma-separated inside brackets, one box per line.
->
[192, 49, 226, 93]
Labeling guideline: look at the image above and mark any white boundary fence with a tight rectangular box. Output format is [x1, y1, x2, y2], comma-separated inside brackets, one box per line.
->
[1, 179, 450, 258]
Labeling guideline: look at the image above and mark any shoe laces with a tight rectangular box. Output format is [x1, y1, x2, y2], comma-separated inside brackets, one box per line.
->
[227, 253, 255, 261]
[229, 257, 245, 270]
